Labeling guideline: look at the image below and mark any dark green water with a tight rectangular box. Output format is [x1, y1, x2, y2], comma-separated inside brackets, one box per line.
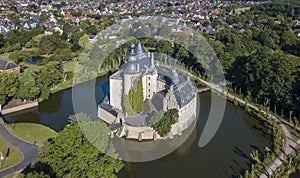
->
[3, 75, 271, 178]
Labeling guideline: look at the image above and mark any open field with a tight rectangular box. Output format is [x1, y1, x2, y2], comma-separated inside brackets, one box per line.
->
[6, 123, 57, 146]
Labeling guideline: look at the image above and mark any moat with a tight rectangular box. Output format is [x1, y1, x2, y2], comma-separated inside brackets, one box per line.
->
[3, 75, 272, 178]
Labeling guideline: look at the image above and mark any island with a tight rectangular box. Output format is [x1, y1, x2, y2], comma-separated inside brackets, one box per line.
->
[98, 41, 197, 140]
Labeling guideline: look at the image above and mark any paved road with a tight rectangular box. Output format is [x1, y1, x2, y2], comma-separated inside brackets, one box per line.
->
[161, 64, 300, 177]
[0, 118, 38, 177]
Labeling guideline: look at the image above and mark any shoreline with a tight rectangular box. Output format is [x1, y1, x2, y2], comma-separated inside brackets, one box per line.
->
[0, 101, 38, 116]
[1, 70, 114, 115]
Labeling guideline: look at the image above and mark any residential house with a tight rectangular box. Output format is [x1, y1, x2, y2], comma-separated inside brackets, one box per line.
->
[0, 59, 20, 74]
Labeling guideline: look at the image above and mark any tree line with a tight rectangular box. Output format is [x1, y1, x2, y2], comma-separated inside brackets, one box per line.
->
[0, 62, 62, 105]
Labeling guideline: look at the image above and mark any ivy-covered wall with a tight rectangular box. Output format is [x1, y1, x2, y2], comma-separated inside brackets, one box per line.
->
[128, 77, 144, 114]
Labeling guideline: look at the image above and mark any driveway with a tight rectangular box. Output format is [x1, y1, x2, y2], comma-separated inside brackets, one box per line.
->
[0, 118, 38, 177]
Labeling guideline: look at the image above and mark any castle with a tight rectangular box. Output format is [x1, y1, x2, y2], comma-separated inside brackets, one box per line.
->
[98, 41, 197, 140]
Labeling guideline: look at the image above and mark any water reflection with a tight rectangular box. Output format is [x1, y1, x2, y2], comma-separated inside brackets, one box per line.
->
[118, 93, 271, 178]
[4, 75, 109, 131]
[3, 77, 271, 177]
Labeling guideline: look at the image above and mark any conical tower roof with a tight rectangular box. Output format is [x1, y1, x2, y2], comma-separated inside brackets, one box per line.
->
[135, 40, 146, 55]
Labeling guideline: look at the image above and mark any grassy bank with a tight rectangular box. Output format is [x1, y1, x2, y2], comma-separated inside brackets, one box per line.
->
[0, 138, 23, 170]
[6, 123, 57, 146]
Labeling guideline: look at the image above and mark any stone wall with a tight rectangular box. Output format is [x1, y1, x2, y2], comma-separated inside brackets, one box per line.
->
[1, 101, 38, 115]
[98, 105, 117, 124]
[156, 79, 166, 92]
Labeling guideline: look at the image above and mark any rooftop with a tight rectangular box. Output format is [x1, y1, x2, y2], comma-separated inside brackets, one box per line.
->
[172, 79, 197, 107]
[0, 59, 19, 71]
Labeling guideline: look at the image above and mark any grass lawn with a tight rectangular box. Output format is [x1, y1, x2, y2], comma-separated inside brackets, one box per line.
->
[6, 123, 58, 146]
[63, 60, 77, 73]
[51, 80, 73, 93]
[19, 61, 42, 70]
[0, 138, 23, 170]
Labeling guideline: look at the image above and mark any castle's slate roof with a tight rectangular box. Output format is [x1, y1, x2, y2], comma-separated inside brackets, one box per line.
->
[156, 66, 185, 85]
[110, 41, 197, 109]
[122, 41, 151, 75]
[172, 80, 196, 107]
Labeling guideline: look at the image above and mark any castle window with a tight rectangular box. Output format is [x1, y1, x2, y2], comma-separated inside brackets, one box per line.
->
[148, 83, 150, 86]
[148, 95, 150, 98]
[148, 77, 150, 80]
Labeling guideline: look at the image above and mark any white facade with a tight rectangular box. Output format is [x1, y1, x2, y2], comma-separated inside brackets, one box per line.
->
[142, 71, 158, 100]
[178, 96, 197, 130]
[110, 77, 123, 110]
[123, 73, 141, 95]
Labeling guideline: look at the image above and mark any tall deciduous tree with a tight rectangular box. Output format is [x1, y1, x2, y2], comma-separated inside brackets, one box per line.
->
[16, 71, 40, 100]
[39, 35, 57, 55]
[20, 113, 124, 178]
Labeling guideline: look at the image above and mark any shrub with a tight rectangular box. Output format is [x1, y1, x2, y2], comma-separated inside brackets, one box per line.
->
[151, 109, 179, 137]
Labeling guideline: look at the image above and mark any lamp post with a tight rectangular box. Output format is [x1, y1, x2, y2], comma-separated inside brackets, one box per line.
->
[0, 151, 4, 170]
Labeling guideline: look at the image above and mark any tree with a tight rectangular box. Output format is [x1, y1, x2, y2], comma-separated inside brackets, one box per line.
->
[264, 146, 271, 158]
[78, 34, 89, 48]
[151, 109, 179, 137]
[281, 30, 297, 51]
[0, 94, 6, 110]
[20, 113, 124, 178]
[0, 73, 19, 97]
[70, 30, 84, 44]
[16, 71, 40, 100]
[36, 61, 63, 98]
[256, 30, 279, 50]
[250, 150, 260, 163]
[43, 62, 63, 86]
[54, 48, 74, 61]
[39, 35, 57, 55]
[80, 20, 91, 31]
[87, 25, 97, 35]
[267, 18, 276, 28]
[175, 47, 189, 61]
[157, 41, 174, 55]
[229, 47, 299, 115]
[9, 50, 38, 64]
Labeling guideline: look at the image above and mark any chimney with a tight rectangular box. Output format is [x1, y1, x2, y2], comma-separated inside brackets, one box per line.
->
[136, 63, 140, 72]
[151, 52, 154, 67]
